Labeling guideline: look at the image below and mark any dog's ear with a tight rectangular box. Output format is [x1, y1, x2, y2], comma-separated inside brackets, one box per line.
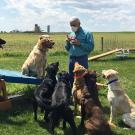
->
[39, 35, 50, 40]
[102, 70, 112, 79]
[39, 36, 44, 40]
[104, 73, 111, 79]
[56, 62, 59, 66]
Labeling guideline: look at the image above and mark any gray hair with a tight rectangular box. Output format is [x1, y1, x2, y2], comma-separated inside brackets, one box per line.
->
[70, 17, 80, 23]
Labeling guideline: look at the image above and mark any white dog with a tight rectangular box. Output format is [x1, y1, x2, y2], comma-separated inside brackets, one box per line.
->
[21, 35, 54, 78]
[102, 69, 135, 128]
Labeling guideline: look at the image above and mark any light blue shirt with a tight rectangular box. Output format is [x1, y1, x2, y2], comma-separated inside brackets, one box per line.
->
[65, 27, 94, 56]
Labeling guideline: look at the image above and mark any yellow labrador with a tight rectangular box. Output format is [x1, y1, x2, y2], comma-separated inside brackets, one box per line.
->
[102, 69, 135, 128]
[21, 35, 54, 78]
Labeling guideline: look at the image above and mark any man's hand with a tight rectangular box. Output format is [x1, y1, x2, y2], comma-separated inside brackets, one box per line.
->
[66, 35, 80, 45]
[66, 35, 71, 43]
[71, 39, 80, 45]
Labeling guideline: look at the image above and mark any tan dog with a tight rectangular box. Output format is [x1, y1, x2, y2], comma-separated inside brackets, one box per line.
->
[72, 63, 106, 115]
[21, 35, 54, 78]
[102, 69, 135, 128]
[72, 62, 88, 115]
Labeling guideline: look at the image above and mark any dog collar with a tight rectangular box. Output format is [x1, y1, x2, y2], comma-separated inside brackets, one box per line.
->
[74, 72, 87, 79]
[107, 79, 118, 85]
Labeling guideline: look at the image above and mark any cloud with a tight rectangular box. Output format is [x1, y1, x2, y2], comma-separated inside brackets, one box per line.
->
[0, 0, 135, 32]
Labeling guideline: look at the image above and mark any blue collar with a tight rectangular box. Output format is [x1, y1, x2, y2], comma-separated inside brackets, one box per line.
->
[107, 79, 118, 85]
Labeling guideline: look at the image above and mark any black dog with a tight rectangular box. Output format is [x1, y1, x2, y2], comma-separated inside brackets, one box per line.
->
[49, 71, 76, 135]
[79, 71, 102, 129]
[84, 70, 102, 107]
[0, 38, 6, 49]
[33, 62, 59, 121]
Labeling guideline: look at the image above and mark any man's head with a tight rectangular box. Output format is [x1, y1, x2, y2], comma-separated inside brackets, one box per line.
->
[70, 17, 80, 32]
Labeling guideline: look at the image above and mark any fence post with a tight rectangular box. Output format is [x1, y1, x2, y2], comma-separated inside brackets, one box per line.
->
[101, 37, 104, 51]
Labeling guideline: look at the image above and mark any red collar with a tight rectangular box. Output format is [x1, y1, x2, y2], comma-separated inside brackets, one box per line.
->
[74, 72, 87, 79]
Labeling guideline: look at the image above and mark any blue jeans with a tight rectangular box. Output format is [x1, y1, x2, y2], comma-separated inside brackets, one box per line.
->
[69, 55, 88, 87]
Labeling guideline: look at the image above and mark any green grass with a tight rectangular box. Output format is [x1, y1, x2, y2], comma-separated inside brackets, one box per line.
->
[0, 33, 135, 135]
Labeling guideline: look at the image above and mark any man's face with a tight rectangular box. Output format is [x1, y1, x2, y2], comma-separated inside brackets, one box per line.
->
[70, 21, 80, 32]
[70, 21, 80, 28]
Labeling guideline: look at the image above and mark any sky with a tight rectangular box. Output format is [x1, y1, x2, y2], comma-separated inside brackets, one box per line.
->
[0, 0, 135, 32]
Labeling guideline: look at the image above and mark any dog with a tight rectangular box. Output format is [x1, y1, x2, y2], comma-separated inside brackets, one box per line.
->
[0, 79, 7, 101]
[33, 62, 59, 122]
[21, 35, 54, 78]
[72, 63, 102, 116]
[84, 99, 112, 135]
[72, 62, 88, 116]
[84, 70, 102, 107]
[49, 71, 77, 135]
[0, 38, 6, 49]
[102, 69, 135, 128]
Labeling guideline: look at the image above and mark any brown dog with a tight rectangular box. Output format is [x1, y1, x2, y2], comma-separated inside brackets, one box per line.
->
[72, 63, 104, 114]
[72, 63, 110, 135]
[72, 62, 88, 115]
[21, 35, 54, 78]
[85, 98, 112, 135]
[0, 79, 7, 101]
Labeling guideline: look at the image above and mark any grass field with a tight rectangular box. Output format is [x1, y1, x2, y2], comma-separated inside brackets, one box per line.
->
[0, 32, 135, 135]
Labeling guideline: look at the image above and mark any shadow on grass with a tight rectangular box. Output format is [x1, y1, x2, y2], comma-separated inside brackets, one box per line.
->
[112, 130, 122, 135]
[64, 125, 84, 135]
[63, 123, 121, 135]
[117, 119, 131, 129]
[36, 120, 53, 134]
[0, 85, 36, 126]
[0, 99, 31, 126]
[0, 85, 126, 135]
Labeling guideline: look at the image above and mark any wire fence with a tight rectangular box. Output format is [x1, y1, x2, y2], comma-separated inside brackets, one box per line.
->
[94, 33, 135, 51]
[0, 33, 135, 56]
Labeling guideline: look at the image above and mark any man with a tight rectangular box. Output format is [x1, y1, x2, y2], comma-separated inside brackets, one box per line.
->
[65, 17, 94, 86]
